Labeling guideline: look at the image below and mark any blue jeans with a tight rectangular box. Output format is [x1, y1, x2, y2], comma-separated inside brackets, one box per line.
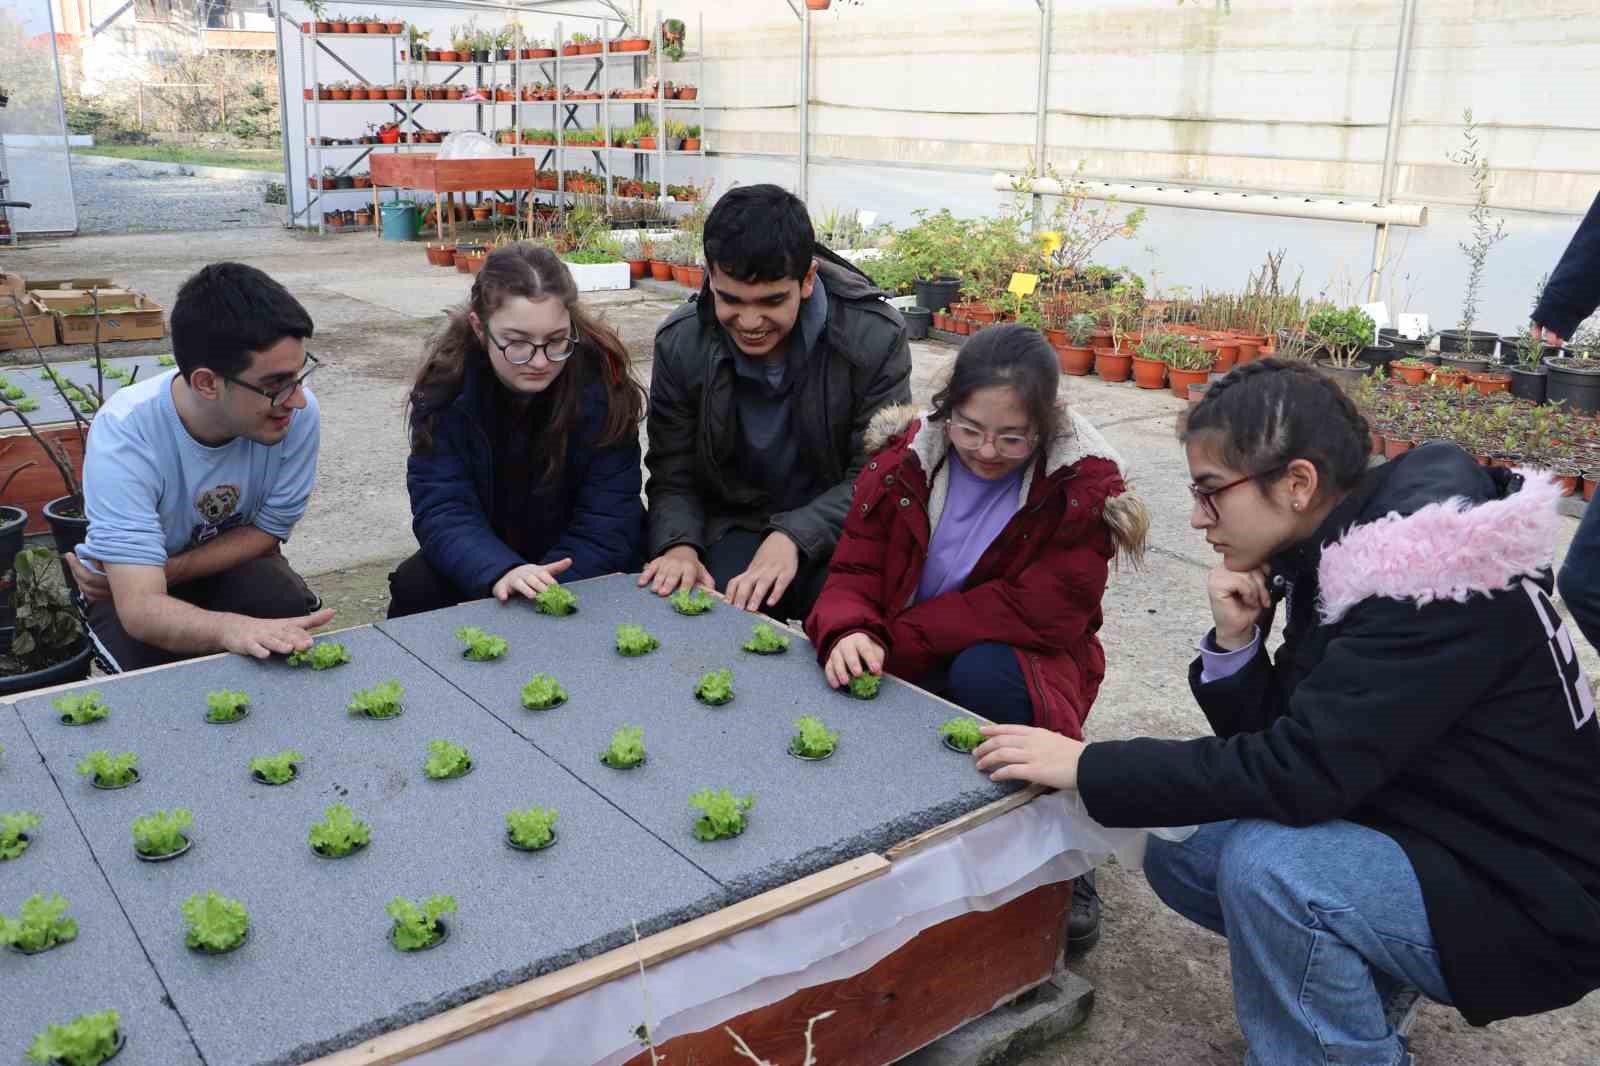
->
[918, 641, 1033, 725]
[1144, 819, 1453, 1066]
[1558, 498, 1600, 654]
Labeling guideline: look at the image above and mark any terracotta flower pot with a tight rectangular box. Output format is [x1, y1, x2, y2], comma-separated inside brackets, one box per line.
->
[303, 88, 314, 99]
[806, 0, 832, 8]
[316, 21, 332, 32]
[1585, 476, 1598, 503]
[681, 138, 701, 151]
[1094, 349, 1132, 382]
[355, 210, 373, 226]
[678, 88, 699, 100]
[684, 266, 705, 288]
[1467, 371, 1511, 395]
[386, 21, 403, 33]
[580, 41, 602, 54]
[365, 22, 385, 33]
[1212, 342, 1239, 372]
[386, 88, 404, 100]
[968, 305, 998, 325]
[1132, 356, 1167, 390]
[627, 259, 647, 280]
[440, 50, 459, 61]
[1383, 437, 1414, 460]
[561, 44, 580, 56]
[330, 20, 347, 32]
[1370, 431, 1386, 456]
[1057, 346, 1094, 376]
[462, 255, 486, 275]
[330, 89, 350, 100]
[670, 264, 691, 286]
[649, 260, 674, 281]
[1553, 472, 1581, 497]
[953, 318, 972, 336]
[639, 136, 658, 150]
[349, 87, 368, 100]
[446, 88, 463, 100]
[1169, 366, 1210, 399]
[471, 206, 492, 221]
[425, 244, 456, 267]
[347, 21, 365, 32]
[1090, 331, 1112, 349]
[1393, 363, 1428, 385]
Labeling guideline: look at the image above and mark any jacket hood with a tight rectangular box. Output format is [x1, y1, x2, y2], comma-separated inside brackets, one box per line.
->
[1315, 445, 1564, 624]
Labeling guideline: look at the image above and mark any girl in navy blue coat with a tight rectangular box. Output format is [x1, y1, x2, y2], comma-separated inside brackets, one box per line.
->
[388, 243, 647, 617]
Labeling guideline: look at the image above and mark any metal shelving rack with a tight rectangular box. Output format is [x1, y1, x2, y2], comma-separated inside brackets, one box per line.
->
[291, 12, 708, 232]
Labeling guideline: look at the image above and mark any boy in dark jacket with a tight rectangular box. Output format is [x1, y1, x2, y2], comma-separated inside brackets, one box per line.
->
[640, 184, 911, 620]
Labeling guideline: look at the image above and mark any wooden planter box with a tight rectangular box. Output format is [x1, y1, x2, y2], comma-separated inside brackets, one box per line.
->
[0, 423, 85, 534]
[0, 295, 59, 351]
[56, 295, 167, 344]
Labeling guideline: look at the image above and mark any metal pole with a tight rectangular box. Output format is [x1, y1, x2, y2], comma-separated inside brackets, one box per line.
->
[798, 6, 809, 202]
[1369, 0, 1418, 302]
[1031, 0, 1052, 231]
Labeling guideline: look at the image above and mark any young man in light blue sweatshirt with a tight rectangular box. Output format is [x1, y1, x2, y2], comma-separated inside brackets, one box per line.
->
[66, 262, 334, 671]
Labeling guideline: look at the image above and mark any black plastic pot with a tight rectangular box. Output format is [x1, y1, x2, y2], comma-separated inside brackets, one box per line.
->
[204, 704, 250, 725]
[787, 743, 835, 762]
[251, 764, 298, 786]
[505, 828, 557, 852]
[1438, 354, 1489, 373]
[49, 1028, 124, 1065]
[599, 752, 646, 770]
[1435, 329, 1500, 358]
[310, 838, 367, 859]
[902, 306, 931, 341]
[0, 628, 93, 697]
[90, 768, 140, 791]
[1360, 340, 1398, 373]
[189, 926, 248, 956]
[134, 835, 191, 863]
[472, 49, 489, 62]
[391, 917, 450, 953]
[0, 505, 25, 630]
[1545, 357, 1600, 414]
[43, 495, 87, 557]
[913, 276, 961, 313]
[1509, 366, 1548, 404]
[1317, 361, 1375, 389]
[335, 175, 354, 189]
[942, 736, 979, 755]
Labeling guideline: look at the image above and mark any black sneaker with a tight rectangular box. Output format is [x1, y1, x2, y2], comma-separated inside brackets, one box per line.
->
[1066, 868, 1102, 958]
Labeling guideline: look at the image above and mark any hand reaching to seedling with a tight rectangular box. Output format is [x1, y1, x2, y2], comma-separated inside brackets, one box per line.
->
[725, 531, 800, 613]
[493, 558, 572, 603]
[824, 632, 885, 689]
[226, 609, 336, 659]
[639, 544, 713, 598]
[1206, 565, 1270, 651]
[973, 724, 1085, 791]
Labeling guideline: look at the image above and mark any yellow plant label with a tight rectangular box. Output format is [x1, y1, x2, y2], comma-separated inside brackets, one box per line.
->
[1008, 273, 1039, 297]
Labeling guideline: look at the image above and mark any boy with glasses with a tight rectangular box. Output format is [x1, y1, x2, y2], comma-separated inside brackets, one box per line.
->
[66, 262, 332, 671]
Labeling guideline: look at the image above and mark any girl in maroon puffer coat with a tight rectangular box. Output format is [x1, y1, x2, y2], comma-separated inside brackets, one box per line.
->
[804, 324, 1148, 740]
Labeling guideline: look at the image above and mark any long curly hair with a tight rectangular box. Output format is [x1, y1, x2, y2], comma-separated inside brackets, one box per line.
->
[406, 243, 645, 479]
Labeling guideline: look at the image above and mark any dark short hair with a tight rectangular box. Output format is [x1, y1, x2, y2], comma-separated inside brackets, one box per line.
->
[1179, 358, 1370, 496]
[170, 263, 314, 382]
[930, 325, 1062, 447]
[702, 184, 815, 283]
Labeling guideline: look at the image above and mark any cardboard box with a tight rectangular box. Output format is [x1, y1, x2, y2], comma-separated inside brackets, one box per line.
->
[32, 288, 138, 313]
[24, 276, 116, 292]
[0, 295, 58, 351]
[0, 272, 24, 299]
[55, 294, 166, 344]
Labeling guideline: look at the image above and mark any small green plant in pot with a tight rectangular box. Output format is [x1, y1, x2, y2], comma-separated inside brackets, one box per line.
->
[1, 810, 41, 860]
[131, 808, 192, 860]
[1, 892, 78, 954]
[182, 891, 249, 954]
[1307, 306, 1377, 369]
[845, 672, 882, 700]
[76, 750, 138, 789]
[423, 739, 473, 780]
[349, 679, 404, 719]
[204, 689, 250, 723]
[941, 716, 984, 753]
[455, 625, 508, 661]
[789, 716, 839, 760]
[387, 894, 456, 952]
[249, 749, 302, 786]
[54, 689, 109, 726]
[669, 586, 716, 615]
[534, 584, 578, 616]
[616, 623, 660, 657]
[742, 622, 791, 655]
[600, 724, 646, 769]
[288, 641, 351, 669]
[520, 672, 568, 710]
[505, 806, 558, 851]
[1064, 312, 1096, 349]
[7, 547, 87, 675]
[689, 788, 754, 841]
[693, 668, 734, 706]
[308, 802, 370, 858]
[26, 1008, 121, 1066]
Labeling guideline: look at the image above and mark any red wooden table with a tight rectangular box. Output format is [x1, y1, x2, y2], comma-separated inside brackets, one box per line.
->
[369, 154, 539, 242]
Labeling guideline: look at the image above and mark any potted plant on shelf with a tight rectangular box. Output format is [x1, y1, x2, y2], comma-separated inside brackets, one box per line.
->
[661, 18, 686, 60]
[681, 124, 702, 151]
[328, 80, 351, 101]
[1055, 312, 1096, 375]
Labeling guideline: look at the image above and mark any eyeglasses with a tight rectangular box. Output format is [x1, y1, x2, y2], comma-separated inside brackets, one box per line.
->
[1189, 466, 1285, 523]
[947, 415, 1036, 459]
[226, 352, 320, 408]
[485, 324, 578, 366]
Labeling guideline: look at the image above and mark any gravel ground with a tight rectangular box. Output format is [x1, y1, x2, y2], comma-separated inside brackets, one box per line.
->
[70, 155, 283, 235]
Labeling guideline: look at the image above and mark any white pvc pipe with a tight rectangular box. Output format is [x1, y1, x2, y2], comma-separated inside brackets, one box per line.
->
[993, 174, 1429, 228]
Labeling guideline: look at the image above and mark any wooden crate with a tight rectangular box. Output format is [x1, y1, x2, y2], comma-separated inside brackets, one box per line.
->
[24, 276, 116, 292]
[56, 295, 167, 344]
[0, 295, 59, 351]
[32, 288, 139, 313]
[0, 424, 85, 534]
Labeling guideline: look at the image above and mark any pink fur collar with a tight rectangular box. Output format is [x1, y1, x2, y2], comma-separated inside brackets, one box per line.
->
[1316, 468, 1565, 625]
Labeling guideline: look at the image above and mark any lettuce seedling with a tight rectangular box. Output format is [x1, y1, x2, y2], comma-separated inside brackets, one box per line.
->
[693, 668, 734, 706]
[742, 622, 791, 655]
[615, 623, 660, 657]
[348, 679, 404, 719]
[534, 584, 578, 616]
[941, 716, 984, 753]
[847, 672, 883, 700]
[287, 641, 351, 670]
[387, 894, 456, 951]
[520, 673, 567, 710]
[54, 690, 109, 725]
[76, 750, 138, 788]
[600, 724, 646, 769]
[204, 689, 250, 723]
[424, 739, 472, 779]
[669, 586, 716, 615]
[249, 749, 302, 785]
[0, 893, 78, 953]
[26, 1008, 120, 1066]
[131, 808, 192, 858]
[455, 625, 508, 661]
[505, 806, 558, 849]
[0, 383, 23, 400]
[308, 802, 370, 857]
[158, 354, 177, 366]
[791, 716, 840, 758]
[182, 891, 249, 953]
[1, 811, 41, 860]
[689, 788, 755, 841]
[13, 396, 37, 412]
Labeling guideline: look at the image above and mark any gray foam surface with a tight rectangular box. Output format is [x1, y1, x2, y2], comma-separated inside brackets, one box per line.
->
[0, 357, 168, 428]
[378, 574, 1017, 899]
[16, 625, 724, 1066]
[0, 706, 203, 1066]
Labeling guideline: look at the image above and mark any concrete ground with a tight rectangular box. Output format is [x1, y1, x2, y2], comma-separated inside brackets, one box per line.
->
[67, 154, 284, 235]
[3, 226, 1597, 1064]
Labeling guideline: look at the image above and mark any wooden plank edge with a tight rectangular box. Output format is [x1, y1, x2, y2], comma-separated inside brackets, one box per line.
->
[884, 785, 1048, 863]
[307, 851, 891, 1066]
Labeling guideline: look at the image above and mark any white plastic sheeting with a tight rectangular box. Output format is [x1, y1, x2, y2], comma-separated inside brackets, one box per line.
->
[0, 0, 79, 235]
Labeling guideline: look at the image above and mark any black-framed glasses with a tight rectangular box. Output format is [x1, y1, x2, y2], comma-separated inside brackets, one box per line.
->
[1189, 466, 1285, 523]
[948, 415, 1036, 459]
[486, 324, 579, 366]
[226, 352, 320, 408]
